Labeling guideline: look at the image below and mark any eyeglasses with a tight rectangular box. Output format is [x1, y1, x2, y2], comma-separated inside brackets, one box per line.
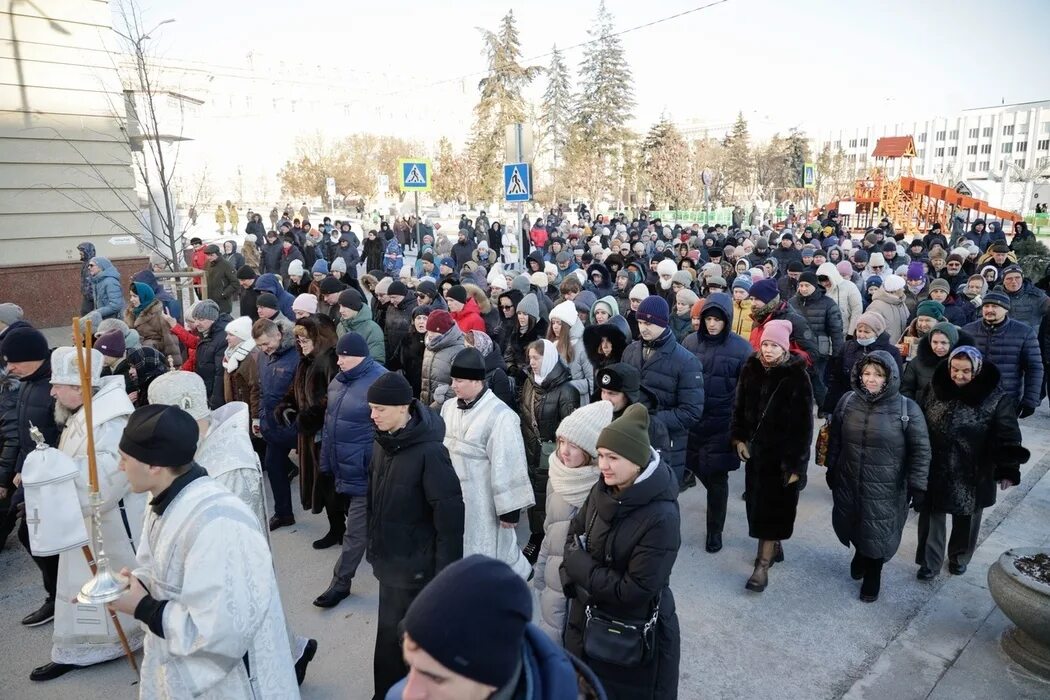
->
[871, 265, 884, 270]
[500, 304, 515, 311]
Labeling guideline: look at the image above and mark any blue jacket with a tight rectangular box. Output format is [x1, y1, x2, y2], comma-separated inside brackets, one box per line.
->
[622, 327, 704, 480]
[383, 238, 404, 275]
[320, 356, 386, 496]
[258, 336, 300, 446]
[963, 318, 1044, 409]
[682, 293, 753, 476]
[254, 273, 296, 320]
[386, 624, 606, 700]
[90, 256, 125, 319]
[132, 268, 182, 323]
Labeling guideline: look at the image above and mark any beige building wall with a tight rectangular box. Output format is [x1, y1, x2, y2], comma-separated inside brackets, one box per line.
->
[0, 0, 143, 267]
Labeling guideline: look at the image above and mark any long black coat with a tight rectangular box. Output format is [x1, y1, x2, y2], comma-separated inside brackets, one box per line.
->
[731, 353, 813, 540]
[561, 455, 681, 700]
[520, 361, 580, 472]
[919, 362, 1026, 515]
[822, 334, 903, 414]
[382, 296, 414, 363]
[194, 314, 232, 410]
[13, 358, 59, 474]
[362, 236, 384, 271]
[389, 330, 426, 399]
[503, 318, 547, 387]
[827, 351, 930, 561]
[367, 401, 465, 589]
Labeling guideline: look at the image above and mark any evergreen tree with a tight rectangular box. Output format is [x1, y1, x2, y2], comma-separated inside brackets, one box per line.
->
[722, 111, 752, 200]
[642, 117, 690, 209]
[785, 127, 810, 188]
[540, 45, 572, 204]
[467, 10, 542, 200]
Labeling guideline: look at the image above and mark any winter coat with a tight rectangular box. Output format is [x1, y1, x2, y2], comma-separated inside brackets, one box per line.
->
[504, 318, 548, 386]
[223, 346, 261, 419]
[277, 245, 305, 282]
[367, 400, 465, 589]
[730, 353, 813, 540]
[560, 320, 594, 402]
[222, 240, 245, 273]
[562, 452, 680, 700]
[336, 303, 386, 364]
[450, 297, 487, 334]
[260, 241, 283, 275]
[823, 335, 903, 414]
[477, 339, 515, 409]
[731, 298, 754, 339]
[420, 324, 465, 408]
[13, 359, 59, 475]
[90, 257, 125, 320]
[390, 330, 426, 398]
[669, 313, 693, 343]
[682, 294, 753, 477]
[205, 256, 238, 314]
[789, 288, 844, 358]
[126, 299, 182, 366]
[194, 313, 232, 410]
[363, 236, 384, 271]
[941, 295, 977, 327]
[827, 351, 930, 561]
[866, 289, 910, 343]
[621, 329, 704, 480]
[899, 324, 974, 400]
[320, 355, 386, 496]
[254, 274, 296, 320]
[382, 296, 415, 363]
[748, 302, 819, 364]
[132, 269, 182, 324]
[582, 317, 631, 392]
[816, 262, 863, 334]
[962, 318, 1043, 410]
[1001, 280, 1049, 329]
[78, 242, 96, 299]
[290, 345, 339, 511]
[383, 238, 404, 275]
[520, 362, 580, 472]
[257, 335, 300, 447]
[920, 362, 1025, 515]
[0, 370, 21, 486]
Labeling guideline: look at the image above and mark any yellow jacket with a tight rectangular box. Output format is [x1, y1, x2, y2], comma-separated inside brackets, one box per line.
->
[732, 298, 754, 339]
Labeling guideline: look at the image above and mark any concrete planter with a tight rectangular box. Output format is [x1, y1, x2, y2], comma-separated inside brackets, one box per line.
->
[988, 547, 1050, 679]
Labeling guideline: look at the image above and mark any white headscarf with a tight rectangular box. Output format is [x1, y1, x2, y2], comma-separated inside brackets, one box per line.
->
[533, 338, 559, 384]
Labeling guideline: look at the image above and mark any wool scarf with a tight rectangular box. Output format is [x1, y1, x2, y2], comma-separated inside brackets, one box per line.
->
[547, 451, 600, 509]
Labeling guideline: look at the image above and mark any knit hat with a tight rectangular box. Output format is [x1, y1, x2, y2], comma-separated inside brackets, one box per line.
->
[366, 371, 413, 406]
[853, 249, 869, 264]
[801, 245, 816, 257]
[204, 244, 220, 255]
[440, 257, 456, 270]
[319, 276, 346, 295]
[596, 403, 651, 468]
[338, 288, 364, 311]
[311, 259, 329, 275]
[425, 310, 455, 335]
[868, 252, 885, 268]
[855, 311, 887, 335]
[331, 257, 347, 273]
[336, 331, 369, 357]
[375, 277, 393, 296]
[95, 329, 126, 358]
[50, 347, 103, 387]
[676, 288, 700, 307]
[388, 281, 409, 298]
[549, 300, 579, 327]
[288, 259, 305, 277]
[836, 261, 853, 278]
[292, 293, 318, 315]
[511, 274, 531, 295]
[883, 241, 898, 253]
[556, 401, 614, 459]
[759, 319, 792, 353]
[707, 275, 727, 289]
[906, 261, 925, 281]
[929, 321, 959, 347]
[749, 278, 780, 304]
[446, 285, 468, 304]
[416, 281, 439, 300]
[449, 347, 486, 380]
[928, 278, 951, 294]
[147, 371, 210, 420]
[402, 555, 531, 687]
[732, 276, 753, 291]
[656, 259, 677, 277]
[628, 283, 649, 302]
[1002, 264, 1024, 279]
[882, 274, 905, 293]
[636, 296, 670, 328]
[529, 271, 548, 289]
[755, 237, 769, 252]
[672, 270, 692, 287]
[192, 299, 221, 321]
[982, 290, 1011, 311]
[0, 303, 24, 327]
[787, 260, 804, 273]
[989, 241, 1011, 253]
[236, 265, 257, 281]
[119, 404, 199, 468]
[225, 316, 254, 342]
[256, 293, 279, 311]
[915, 300, 945, 321]
[516, 293, 540, 321]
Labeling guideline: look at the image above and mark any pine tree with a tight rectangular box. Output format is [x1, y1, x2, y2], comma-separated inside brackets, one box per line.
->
[785, 127, 810, 188]
[722, 111, 752, 200]
[642, 117, 690, 209]
[467, 10, 542, 200]
[540, 45, 572, 204]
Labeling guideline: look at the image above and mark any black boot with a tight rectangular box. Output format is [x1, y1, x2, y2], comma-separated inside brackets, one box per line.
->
[746, 540, 774, 592]
[312, 530, 343, 550]
[860, 560, 883, 602]
[295, 639, 318, 685]
[850, 551, 865, 580]
[705, 531, 723, 553]
[30, 661, 77, 681]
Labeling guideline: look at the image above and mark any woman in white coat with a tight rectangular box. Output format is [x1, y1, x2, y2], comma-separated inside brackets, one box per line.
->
[547, 300, 593, 403]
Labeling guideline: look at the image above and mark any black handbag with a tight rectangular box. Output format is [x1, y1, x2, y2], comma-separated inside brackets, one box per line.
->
[583, 597, 660, 667]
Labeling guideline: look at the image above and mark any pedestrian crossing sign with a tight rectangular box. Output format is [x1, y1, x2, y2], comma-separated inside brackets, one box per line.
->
[504, 162, 531, 202]
[399, 159, 431, 191]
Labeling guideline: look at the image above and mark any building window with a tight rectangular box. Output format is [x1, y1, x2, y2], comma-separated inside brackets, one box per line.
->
[934, 147, 945, 157]
[1038, 156, 1050, 168]
[915, 165, 924, 175]
[833, 141, 841, 149]
[1015, 159, 1026, 169]
[1003, 125, 1014, 136]
[949, 129, 959, 140]
[948, 146, 957, 156]
[983, 127, 993, 137]
[967, 145, 978, 155]
[847, 139, 856, 148]
[998, 160, 1005, 171]
[1017, 141, 1028, 152]
[1039, 139, 1050, 151]
[917, 150, 925, 158]
[979, 161, 990, 170]
[935, 131, 946, 141]
[918, 133, 927, 143]
[981, 144, 992, 154]
[1002, 143, 1013, 153]
[968, 127, 979, 138]
[860, 138, 868, 147]
[848, 154, 857, 163]
[968, 162, 977, 172]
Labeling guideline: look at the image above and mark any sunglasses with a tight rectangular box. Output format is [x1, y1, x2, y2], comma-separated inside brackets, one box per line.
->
[871, 265, 884, 270]
[500, 304, 515, 310]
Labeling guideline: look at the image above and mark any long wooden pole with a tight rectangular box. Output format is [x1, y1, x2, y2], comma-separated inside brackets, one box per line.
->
[71, 318, 138, 673]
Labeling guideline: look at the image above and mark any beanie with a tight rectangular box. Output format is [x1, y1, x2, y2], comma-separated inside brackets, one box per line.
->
[256, 293, 279, 311]
[836, 261, 853, 278]
[402, 555, 531, 687]
[690, 299, 705, 319]
[446, 285, 468, 304]
[629, 283, 650, 301]
[556, 401, 614, 459]
[787, 260, 804, 273]
[338, 288, 364, 311]
[95, 329, 126, 358]
[572, 290, 596, 316]
[759, 319, 792, 353]
[799, 271, 820, 288]
[656, 259, 677, 277]
[416, 281, 439, 300]
[516, 293, 540, 321]
[319, 276, 346, 295]
[440, 257, 456, 270]
[331, 257, 347, 273]
[119, 404, 199, 468]
[755, 237, 769, 252]
[882, 274, 905, 293]
[732, 276, 753, 292]
[288, 259, 305, 277]
[868, 252, 885, 268]
[672, 270, 692, 287]
[529, 271, 549, 289]
[549, 300, 579, 327]
[292, 293, 318, 315]
[336, 331, 369, 358]
[425, 310, 455, 335]
[915, 300, 945, 320]
[982, 290, 1011, 311]
[596, 403, 651, 468]
[449, 347, 486, 380]
[676, 288, 699, 308]
[366, 371, 414, 406]
[636, 296, 670, 328]
[856, 311, 887, 336]
[906, 261, 925, 281]
[225, 315, 254, 342]
[852, 249, 869, 264]
[192, 299, 221, 321]
[749, 278, 780, 304]
[236, 265, 257, 281]
[928, 278, 951, 294]
[375, 277, 393, 296]
[511, 274, 531, 295]
[387, 281, 409, 298]
[311, 259, 329, 275]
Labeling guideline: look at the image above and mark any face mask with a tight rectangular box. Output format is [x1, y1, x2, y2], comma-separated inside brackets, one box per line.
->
[659, 277, 672, 290]
[856, 336, 876, 347]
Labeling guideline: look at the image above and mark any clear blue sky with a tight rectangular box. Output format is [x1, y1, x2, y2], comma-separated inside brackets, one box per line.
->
[128, 0, 1050, 138]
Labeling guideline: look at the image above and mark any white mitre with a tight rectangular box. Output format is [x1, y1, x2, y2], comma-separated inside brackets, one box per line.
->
[147, 370, 211, 419]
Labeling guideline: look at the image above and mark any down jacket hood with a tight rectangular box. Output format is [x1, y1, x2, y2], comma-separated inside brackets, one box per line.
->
[698, 292, 733, 343]
[849, 349, 900, 403]
[817, 261, 845, 287]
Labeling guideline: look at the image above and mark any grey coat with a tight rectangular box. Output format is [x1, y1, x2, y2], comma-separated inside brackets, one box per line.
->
[420, 324, 465, 408]
[827, 350, 930, 561]
[533, 480, 581, 644]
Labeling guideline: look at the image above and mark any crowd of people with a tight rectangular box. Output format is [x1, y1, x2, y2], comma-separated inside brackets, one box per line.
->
[0, 204, 1041, 699]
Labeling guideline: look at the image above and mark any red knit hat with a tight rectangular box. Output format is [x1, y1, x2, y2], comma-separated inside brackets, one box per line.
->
[426, 310, 455, 335]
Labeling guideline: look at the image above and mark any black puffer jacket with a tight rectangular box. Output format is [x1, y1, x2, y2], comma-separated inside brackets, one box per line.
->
[367, 401, 465, 589]
[194, 313, 232, 410]
[382, 296, 415, 362]
[920, 362, 1026, 515]
[0, 369, 21, 487]
[14, 359, 60, 475]
[562, 452, 680, 700]
[827, 351, 930, 561]
[823, 334, 903, 414]
[788, 287, 844, 358]
[520, 361, 579, 472]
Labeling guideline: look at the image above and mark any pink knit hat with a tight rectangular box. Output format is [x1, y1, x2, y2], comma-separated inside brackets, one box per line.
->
[292, 293, 318, 314]
[760, 319, 792, 353]
[836, 261, 853, 278]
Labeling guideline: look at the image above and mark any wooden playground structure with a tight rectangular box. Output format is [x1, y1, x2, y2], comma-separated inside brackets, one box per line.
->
[822, 136, 1022, 234]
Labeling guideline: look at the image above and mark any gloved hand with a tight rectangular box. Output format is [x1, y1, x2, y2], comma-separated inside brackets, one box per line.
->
[1018, 404, 1036, 419]
[909, 488, 926, 512]
[251, 419, 261, 438]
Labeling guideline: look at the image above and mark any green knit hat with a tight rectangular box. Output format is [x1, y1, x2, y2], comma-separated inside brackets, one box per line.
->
[596, 403, 651, 468]
[915, 300, 945, 321]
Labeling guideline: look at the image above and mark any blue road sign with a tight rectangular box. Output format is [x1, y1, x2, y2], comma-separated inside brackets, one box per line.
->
[503, 162, 531, 202]
[399, 159, 431, 191]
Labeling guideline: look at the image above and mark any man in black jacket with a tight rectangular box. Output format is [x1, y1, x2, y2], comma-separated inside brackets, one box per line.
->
[365, 372, 464, 699]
